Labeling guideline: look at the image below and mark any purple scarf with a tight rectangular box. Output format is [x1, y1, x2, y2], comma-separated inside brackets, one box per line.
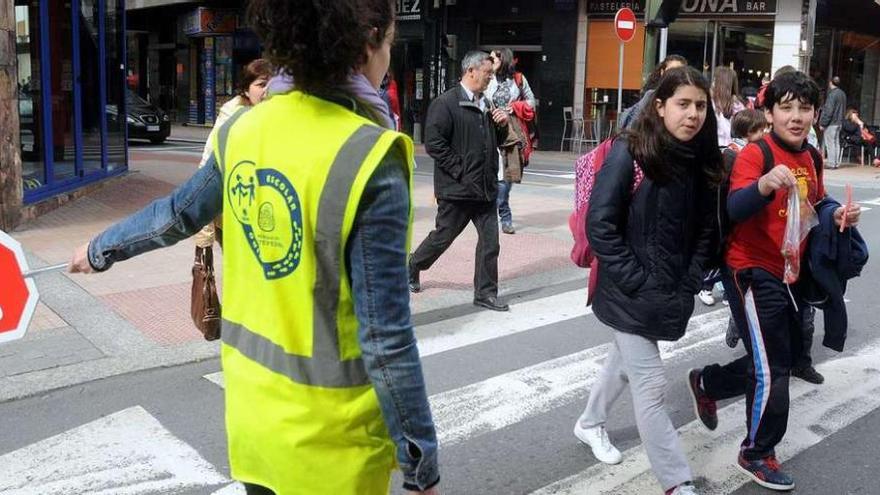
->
[266, 72, 394, 130]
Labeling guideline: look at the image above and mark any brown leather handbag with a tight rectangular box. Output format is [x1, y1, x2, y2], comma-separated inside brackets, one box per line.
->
[191, 245, 221, 341]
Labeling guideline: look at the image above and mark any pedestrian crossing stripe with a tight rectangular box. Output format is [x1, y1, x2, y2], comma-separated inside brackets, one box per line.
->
[532, 343, 880, 495]
[860, 197, 880, 206]
[191, 289, 874, 494]
[0, 406, 229, 494]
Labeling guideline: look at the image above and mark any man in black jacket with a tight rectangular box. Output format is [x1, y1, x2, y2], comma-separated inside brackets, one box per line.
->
[409, 50, 511, 311]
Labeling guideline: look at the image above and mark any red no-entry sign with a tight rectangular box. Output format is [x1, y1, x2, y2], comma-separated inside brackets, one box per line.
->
[0, 230, 39, 344]
[614, 8, 637, 43]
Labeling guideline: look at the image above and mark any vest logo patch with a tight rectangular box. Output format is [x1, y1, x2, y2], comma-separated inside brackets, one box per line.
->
[227, 160, 303, 279]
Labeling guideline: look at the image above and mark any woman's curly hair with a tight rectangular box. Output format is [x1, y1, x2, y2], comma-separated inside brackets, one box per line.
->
[246, 0, 394, 94]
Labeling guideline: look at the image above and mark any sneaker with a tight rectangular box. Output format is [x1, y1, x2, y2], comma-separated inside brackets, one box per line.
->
[792, 365, 825, 384]
[573, 423, 622, 464]
[698, 290, 715, 306]
[736, 454, 795, 491]
[686, 369, 717, 431]
[725, 317, 739, 348]
[501, 223, 515, 234]
[666, 482, 699, 495]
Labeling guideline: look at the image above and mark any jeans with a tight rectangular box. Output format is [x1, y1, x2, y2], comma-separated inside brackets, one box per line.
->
[579, 330, 692, 491]
[824, 124, 841, 167]
[497, 180, 514, 226]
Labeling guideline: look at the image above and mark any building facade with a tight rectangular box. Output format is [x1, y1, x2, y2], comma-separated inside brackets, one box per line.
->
[572, 0, 880, 130]
[1, 0, 128, 230]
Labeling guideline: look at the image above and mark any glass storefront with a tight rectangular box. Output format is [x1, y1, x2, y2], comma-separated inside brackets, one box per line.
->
[667, 20, 774, 96]
[14, 0, 127, 204]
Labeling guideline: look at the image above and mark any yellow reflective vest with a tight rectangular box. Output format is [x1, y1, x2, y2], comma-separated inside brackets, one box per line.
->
[212, 91, 414, 494]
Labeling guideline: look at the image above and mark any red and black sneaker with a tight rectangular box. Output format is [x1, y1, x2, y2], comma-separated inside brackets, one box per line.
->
[687, 369, 717, 431]
[737, 454, 795, 491]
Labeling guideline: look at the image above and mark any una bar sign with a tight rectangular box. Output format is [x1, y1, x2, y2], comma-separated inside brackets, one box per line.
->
[586, 1, 776, 16]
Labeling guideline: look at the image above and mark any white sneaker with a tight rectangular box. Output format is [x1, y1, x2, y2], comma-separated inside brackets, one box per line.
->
[698, 290, 715, 306]
[669, 483, 700, 495]
[573, 422, 622, 464]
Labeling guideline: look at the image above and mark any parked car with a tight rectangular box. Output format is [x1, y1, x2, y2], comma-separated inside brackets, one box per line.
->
[125, 90, 171, 144]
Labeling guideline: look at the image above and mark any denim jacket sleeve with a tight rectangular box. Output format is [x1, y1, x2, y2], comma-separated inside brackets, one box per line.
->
[345, 150, 440, 491]
[88, 157, 224, 270]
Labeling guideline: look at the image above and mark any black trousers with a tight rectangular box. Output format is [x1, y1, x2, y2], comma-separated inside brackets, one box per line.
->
[701, 267, 806, 461]
[244, 483, 275, 495]
[411, 199, 499, 299]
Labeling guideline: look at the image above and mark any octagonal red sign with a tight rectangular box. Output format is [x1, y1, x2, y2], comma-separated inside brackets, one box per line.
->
[0, 230, 39, 344]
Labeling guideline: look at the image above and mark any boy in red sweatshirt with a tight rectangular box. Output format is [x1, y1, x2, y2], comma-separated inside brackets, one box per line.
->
[685, 71, 861, 491]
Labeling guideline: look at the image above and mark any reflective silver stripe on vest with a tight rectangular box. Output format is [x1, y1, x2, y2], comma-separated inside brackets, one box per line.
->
[216, 107, 250, 174]
[223, 124, 386, 388]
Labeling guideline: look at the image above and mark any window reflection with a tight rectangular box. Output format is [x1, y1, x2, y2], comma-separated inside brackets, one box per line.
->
[15, 2, 46, 190]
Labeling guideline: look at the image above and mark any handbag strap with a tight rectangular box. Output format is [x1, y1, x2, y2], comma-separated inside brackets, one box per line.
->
[195, 245, 214, 269]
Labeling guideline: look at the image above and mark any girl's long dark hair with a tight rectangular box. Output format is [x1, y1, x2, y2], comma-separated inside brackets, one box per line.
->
[626, 66, 722, 185]
[495, 48, 515, 81]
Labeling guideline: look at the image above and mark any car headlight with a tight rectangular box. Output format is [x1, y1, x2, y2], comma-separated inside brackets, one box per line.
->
[127, 115, 137, 124]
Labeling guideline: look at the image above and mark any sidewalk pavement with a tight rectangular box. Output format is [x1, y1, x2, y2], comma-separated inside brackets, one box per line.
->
[1, 144, 582, 402]
[170, 123, 580, 164]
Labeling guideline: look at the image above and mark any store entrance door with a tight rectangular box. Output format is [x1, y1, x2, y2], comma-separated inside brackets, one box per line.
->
[666, 20, 774, 96]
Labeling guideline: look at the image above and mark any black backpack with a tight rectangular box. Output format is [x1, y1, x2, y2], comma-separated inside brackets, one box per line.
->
[713, 138, 824, 266]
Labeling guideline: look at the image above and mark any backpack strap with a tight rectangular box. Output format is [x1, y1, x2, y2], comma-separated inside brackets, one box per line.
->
[756, 138, 775, 175]
[756, 138, 824, 183]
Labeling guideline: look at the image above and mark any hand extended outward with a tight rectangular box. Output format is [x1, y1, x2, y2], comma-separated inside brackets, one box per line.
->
[834, 202, 861, 228]
[69, 243, 95, 274]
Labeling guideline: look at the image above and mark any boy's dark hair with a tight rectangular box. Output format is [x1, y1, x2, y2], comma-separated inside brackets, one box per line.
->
[731, 109, 767, 139]
[764, 71, 820, 110]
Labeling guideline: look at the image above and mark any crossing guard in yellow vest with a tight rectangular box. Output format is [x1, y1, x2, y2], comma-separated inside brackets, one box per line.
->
[211, 90, 421, 494]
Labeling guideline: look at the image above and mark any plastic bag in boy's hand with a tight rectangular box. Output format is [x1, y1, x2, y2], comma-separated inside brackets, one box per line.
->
[781, 182, 819, 284]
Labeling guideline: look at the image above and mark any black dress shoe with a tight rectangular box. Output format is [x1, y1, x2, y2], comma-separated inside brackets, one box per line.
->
[792, 365, 824, 384]
[408, 260, 421, 293]
[473, 296, 509, 312]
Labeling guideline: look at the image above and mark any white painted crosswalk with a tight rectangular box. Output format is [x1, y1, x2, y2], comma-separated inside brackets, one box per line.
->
[3, 287, 878, 494]
[0, 406, 229, 494]
[533, 343, 880, 495]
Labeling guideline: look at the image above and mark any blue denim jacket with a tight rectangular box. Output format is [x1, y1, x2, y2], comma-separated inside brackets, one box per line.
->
[88, 153, 439, 490]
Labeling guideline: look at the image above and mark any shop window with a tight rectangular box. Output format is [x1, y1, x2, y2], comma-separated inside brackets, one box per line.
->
[106, 0, 126, 172]
[48, 0, 77, 183]
[15, 1, 46, 191]
[80, 0, 104, 175]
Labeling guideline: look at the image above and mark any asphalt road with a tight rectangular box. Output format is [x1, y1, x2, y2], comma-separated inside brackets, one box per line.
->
[2, 143, 879, 495]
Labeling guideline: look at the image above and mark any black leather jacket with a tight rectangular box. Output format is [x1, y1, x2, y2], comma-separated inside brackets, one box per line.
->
[425, 85, 508, 202]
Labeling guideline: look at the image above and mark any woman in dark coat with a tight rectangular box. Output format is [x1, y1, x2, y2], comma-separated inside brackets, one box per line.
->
[573, 67, 721, 495]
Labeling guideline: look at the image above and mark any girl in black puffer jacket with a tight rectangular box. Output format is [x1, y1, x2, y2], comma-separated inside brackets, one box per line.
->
[573, 67, 721, 495]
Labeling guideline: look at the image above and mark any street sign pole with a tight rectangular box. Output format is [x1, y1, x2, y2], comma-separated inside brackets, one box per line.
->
[659, 27, 668, 63]
[642, 0, 662, 81]
[22, 262, 68, 278]
[618, 42, 625, 119]
[614, 8, 637, 130]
